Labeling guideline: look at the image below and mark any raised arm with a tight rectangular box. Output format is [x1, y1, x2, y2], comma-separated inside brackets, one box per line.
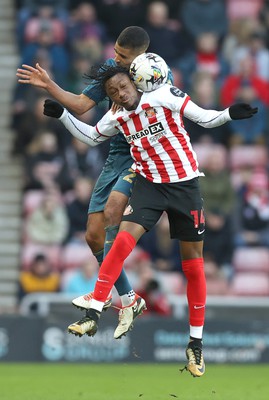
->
[16, 63, 95, 115]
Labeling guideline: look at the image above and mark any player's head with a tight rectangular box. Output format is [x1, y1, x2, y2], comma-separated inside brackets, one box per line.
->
[87, 64, 141, 111]
[114, 26, 150, 69]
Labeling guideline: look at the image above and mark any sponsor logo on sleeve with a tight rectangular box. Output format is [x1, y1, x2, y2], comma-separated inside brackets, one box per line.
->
[170, 87, 185, 98]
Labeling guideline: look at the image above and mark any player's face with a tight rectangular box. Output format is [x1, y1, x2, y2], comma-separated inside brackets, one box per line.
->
[105, 73, 141, 111]
[114, 42, 142, 68]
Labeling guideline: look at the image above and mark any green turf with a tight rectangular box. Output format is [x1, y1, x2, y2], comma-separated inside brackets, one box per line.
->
[0, 363, 268, 400]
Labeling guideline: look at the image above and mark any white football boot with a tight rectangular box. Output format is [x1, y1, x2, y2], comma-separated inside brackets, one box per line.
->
[114, 295, 147, 339]
[72, 291, 112, 311]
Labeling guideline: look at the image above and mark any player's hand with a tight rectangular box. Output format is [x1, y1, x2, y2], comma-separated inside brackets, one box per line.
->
[111, 102, 123, 114]
[16, 63, 51, 89]
[43, 99, 64, 118]
[229, 103, 258, 120]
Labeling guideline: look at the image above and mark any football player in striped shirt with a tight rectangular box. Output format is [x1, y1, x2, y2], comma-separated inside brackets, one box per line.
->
[43, 63, 257, 377]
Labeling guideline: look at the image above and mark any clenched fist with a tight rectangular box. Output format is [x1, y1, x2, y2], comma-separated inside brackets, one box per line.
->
[43, 99, 64, 118]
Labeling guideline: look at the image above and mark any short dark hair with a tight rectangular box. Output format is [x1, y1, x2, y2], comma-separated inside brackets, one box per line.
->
[84, 64, 130, 92]
[117, 26, 150, 51]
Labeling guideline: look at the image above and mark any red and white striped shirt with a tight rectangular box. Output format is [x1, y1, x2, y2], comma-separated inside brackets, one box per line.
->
[60, 84, 231, 183]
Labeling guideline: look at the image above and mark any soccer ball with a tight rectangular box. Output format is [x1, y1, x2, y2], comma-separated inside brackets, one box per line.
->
[129, 52, 169, 92]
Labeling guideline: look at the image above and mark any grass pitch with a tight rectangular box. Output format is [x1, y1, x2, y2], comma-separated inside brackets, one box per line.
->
[1, 363, 268, 400]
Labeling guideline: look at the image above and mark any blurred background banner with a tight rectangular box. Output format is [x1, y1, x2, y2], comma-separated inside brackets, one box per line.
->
[1, 311, 269, 363]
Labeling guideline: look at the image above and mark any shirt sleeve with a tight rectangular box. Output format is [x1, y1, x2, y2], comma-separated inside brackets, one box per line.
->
[59, 109, 118, 146]
[183, 100, 232, 128]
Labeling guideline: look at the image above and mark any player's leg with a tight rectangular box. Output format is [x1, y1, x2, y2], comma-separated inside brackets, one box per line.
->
[103, 167, 137, 305]
[71, 211, 113, 311]
[71, 166, 113, 311]
[71, 166, 136, 311]
[103, 190, 135, 301]
[180, 240, 206, 377]
[68, 220, 146, 337]
[68, 175, 164, 338]
[111, 175, 165, 338]
[167, 177, 206, 377]
[85, 211, 105, 264]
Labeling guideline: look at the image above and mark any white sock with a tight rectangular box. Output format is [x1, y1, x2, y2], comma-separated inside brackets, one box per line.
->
[91, 299, 105, 312]
[120, 290, 135, 307]
[190, 325, 203, 339]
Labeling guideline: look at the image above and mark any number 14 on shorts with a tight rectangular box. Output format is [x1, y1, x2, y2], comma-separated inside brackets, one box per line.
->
[191, 209, 205, 229]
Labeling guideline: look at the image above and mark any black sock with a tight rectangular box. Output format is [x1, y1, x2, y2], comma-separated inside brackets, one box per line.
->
[189, 337, 203, 348]
[86, 309, 100, 321]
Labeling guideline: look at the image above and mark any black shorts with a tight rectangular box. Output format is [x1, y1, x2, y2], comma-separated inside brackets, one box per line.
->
[122, 174, 205, 241]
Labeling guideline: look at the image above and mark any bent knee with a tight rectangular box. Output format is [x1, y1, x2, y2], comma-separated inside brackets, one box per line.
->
[85, 226, 104, 251]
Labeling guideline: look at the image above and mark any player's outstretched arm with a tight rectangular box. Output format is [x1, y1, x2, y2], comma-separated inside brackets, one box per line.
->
[16, 63, 96, 115]
[184, 100, 258, 128]
[43, 99, 116, 146]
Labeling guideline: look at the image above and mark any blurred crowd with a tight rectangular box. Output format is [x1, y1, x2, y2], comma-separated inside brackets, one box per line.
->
[12, 0, 269, 314]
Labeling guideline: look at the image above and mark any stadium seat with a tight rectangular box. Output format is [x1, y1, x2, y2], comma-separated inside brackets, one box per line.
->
[206, 277, 229, 295]
[157, 271, 186, 295]
[232, 247, 269, 273]
[229, 145, 268, 170]
[230, 272, 269, 296]
[61, 242, 93, 270]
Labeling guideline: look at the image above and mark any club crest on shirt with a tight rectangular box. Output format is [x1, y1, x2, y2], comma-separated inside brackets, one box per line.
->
[144, 107, 157, 119]
[170, 86, 185, 98]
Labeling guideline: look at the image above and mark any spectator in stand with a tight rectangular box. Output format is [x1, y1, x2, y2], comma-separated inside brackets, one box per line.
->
[199, 146, 236, 274]
[12, 43, 57, 139]
[61, 256, 99, 295]
[64, 137, 104, 182]
[183, 71, 229, 145]
[67, 2, 107, 63]
[25, 187, 69, 245]
[23, 129, 73, 192]
[66, 176, 94, 243]
[143, 1, 189, 66]
[259, 1, 269, 49]
[16, 1, 68, 51]
[98, 0, 145, 42]
[220, 52, 269, 145]
[137, 278, 172, 316]
[20, 23, 70, 87]
[12, 95, 71, 156]
[177, 32, 230, 92]
[233, 168, 269, 248]
[221, 18, 261, 66]
[125, 252, 172, 316]
[23, 4, 66, 47]
[67, 105, 110, 161]
[180, 0, 228, 46]
[229, 30, 269, 82]
[226, 0, 264, 22]
[18, 253, 60, 303]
